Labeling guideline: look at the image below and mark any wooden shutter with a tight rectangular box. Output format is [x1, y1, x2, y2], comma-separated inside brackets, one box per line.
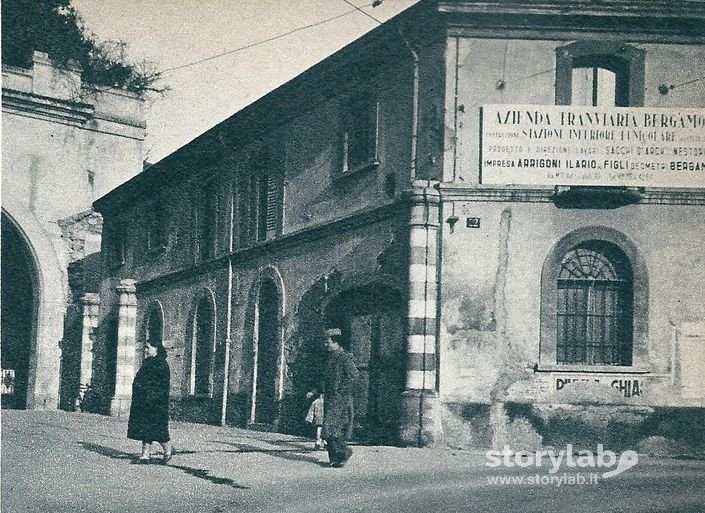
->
[265, 175, 279, 233]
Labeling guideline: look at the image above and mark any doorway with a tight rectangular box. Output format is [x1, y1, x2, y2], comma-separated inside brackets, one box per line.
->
[1, 214, 38, 409]
[326, 285, 405, 444]
[253, 278, 280, 425]
[191, 296, 214, 396]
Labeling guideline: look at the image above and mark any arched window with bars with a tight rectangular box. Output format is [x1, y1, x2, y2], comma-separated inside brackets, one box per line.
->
[540, 227, 649, 370]
[556, 242, 633, 366]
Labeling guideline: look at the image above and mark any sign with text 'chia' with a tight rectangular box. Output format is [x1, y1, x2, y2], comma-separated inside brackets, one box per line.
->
[481, 105, 705, 187]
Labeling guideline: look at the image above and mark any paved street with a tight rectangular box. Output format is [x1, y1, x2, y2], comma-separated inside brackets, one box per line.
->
[2, 410, 705, 513]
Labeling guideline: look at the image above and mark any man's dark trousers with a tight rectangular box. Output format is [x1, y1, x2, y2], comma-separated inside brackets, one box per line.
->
[325, 437, 352, 465]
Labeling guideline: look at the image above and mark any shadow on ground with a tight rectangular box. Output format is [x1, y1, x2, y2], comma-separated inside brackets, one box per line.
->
[78, 442, 251, 489]
[211, 439, 322, 464]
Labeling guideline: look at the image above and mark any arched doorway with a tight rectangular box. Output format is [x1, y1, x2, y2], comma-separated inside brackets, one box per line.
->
[253, 278, 281, 426]
[325, 284, 405, 444]
[1, 213, 38, 409]
[191, 296, 215, 396]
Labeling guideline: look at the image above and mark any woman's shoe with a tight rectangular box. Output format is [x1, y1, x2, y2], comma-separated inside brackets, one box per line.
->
[161, 447, 174, 465]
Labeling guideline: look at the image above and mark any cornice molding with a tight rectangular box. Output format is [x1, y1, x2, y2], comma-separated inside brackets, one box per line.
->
[439, 1, 705, 41]
[2, 88, 93, 126]
[445, 26, 705, 45]
[135, 201, 406, 294]
[234, 201, 405, 262]
[438, 1, 705, 19]
[438, 185, 705, 205]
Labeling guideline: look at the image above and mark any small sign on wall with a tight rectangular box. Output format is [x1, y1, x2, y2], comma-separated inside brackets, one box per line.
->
[554, 375, 642, 398]
[466, 217, 481, 228]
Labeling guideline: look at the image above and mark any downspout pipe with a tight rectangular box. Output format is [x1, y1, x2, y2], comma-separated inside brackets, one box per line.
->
[221, 186, 235, 426]
[399, 26, 420, 181]
[398, 26, 428, 447]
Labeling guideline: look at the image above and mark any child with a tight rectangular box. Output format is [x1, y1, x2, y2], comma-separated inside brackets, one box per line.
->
[305, 390, 325, 450]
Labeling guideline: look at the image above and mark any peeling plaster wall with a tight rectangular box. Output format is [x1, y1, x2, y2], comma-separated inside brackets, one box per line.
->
[440, 202, 705, 406]
[96, 47, 420, 428]
[437, 37, 705, 449]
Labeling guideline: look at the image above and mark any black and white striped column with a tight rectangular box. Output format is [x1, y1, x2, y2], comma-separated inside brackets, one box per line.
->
[406, 187, 439, 391]
[400, 183, 443, 446]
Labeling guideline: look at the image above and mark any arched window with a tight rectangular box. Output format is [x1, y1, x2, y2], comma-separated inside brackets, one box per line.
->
[540, 227, 649, 370]
[191, 295, 215, 396]
[556, 242, 632, 366]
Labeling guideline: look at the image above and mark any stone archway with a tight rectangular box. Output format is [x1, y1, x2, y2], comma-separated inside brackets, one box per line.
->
[1, 213, 39, 409]
[1, 202, 66, 410]
[324, 282, 406, 444]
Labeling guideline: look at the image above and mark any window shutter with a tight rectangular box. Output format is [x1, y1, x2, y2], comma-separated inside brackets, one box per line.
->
[265, 175, 279, 232]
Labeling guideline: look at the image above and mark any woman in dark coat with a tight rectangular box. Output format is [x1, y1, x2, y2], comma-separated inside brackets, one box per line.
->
[127, 340, 173, 464]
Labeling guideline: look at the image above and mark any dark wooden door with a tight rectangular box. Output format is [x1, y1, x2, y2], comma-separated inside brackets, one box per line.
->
[347, 308, 404, 444]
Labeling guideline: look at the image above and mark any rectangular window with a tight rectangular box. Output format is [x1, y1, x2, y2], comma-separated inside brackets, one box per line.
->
[108, 220, 127, 268]
[257, 174, 280, 242]
[555, 41, 645, 108]
[571, 67, 617, 107]
[196, 181, 218, 262]
[145, 201, 166, 254]
[341, 94, 379, 175]
[237, 148, 283, 247]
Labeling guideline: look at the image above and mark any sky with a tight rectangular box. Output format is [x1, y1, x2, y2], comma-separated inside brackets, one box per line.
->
[72, 0, 421, 163]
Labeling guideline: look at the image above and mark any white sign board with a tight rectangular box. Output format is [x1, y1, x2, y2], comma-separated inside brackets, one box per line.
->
[481, 105, 705, 187]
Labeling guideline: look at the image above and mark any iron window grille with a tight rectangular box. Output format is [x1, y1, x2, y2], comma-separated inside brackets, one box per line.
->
[556, 243, 633, 366]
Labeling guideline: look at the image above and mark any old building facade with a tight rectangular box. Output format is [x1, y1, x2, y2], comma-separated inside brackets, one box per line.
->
[2, 51, 145, 410]
[93, 1, 704, 449]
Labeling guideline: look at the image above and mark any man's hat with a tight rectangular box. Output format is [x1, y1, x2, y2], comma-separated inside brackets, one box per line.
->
[325, 328, 342, 337]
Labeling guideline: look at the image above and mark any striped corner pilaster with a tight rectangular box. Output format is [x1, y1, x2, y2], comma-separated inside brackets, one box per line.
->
[405, 184, 440, 391]
[111, 279, 138, 417]
[79, 293, 100, 394]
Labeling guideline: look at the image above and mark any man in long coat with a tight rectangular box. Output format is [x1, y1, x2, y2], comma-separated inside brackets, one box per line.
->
[322, 328, 359, 467]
